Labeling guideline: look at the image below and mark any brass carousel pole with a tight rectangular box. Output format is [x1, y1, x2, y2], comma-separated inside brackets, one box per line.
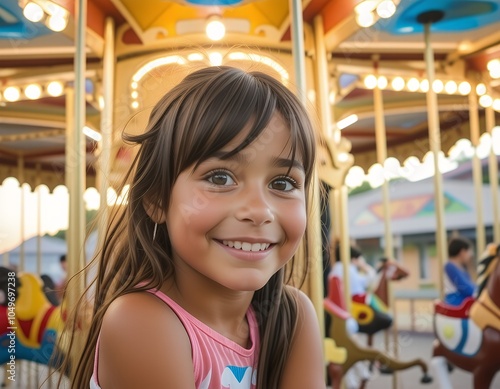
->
[289, 0, 324, 322]
[313, 13, 331, 339]
[372, 60, 398, 389]
[96, 16, 115, 267]
[418, 12, 447, 300]
[485, 106, 500, 242]
[17, 156, 25, 387]
[66, 0, 87, 375]
[468, 90, 486, 255]
[17, 156, 25, 272]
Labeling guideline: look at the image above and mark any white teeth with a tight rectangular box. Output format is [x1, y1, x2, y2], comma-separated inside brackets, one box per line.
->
[251, 243, 261, 252]
[222, 240, 234, 248]
[221, 240, 271, 252]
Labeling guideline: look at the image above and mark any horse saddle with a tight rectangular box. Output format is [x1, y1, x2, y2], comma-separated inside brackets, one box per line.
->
[435, 297, 475, 319]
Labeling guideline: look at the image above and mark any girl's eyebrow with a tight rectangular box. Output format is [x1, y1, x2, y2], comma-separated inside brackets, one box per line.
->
[271, 157, 305, 173]
[210, 150, 304, 172]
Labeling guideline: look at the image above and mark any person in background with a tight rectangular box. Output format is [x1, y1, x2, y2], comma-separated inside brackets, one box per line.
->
[330, 245, 377, 296]
[444, 236, 476, 306]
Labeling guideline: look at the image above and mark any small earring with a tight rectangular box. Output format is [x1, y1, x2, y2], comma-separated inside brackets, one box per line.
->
[153, 223, 158, 241]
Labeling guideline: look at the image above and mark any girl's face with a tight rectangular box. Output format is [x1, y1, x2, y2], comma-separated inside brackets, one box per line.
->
[165, 112, 307, 292]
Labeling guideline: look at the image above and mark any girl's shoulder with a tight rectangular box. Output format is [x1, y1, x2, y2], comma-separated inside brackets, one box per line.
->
[97, 291, 196, 388]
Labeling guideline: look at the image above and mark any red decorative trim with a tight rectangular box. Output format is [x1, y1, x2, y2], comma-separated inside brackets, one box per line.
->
[435, 297, 475, 318]
[38, 306, 56, 343]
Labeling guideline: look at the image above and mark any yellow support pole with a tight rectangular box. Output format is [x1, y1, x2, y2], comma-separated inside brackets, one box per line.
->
[468, 91, 486, 256]
[95, 16, 115, 274]
[485, 106, 500, 242]
[17, 157, 25, 272]
[289, 0, 323, 330]
[423, 22, 447, 300]
[373, 65, 398, 389]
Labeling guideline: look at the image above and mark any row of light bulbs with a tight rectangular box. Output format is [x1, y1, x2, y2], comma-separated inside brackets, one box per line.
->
[0, 81, 65, 102]
[345, 127, 500, 188]
[362, 75, 500, 111]
[129, 52, 290, 110]
[20, 0, 69, 32]
[355, 0, 399, 28]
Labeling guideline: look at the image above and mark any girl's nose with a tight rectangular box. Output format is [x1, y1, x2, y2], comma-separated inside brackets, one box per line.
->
[234, 187, 275, 225]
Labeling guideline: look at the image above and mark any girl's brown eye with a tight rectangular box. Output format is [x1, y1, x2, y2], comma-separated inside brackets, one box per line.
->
[207, 170, 235, 186]
[269, 177, 297, 191]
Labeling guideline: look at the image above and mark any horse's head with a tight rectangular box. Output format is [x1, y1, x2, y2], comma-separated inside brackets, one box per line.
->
[16, 272, 51, 320]
[378, 258, 409, 281]
[477, 243, 499, 298]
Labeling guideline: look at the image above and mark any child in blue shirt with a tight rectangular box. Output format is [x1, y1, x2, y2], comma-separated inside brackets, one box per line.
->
[444, 237, 476, 306]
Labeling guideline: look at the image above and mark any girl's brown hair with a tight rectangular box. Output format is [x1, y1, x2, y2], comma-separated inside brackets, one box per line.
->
[61, 66, 316, 388]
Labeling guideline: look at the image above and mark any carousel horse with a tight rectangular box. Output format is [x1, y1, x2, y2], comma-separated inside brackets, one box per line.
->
[367, 258, 409, 348]
[0, 266, 65, 384]
[373, 258, 409, 307]
[432, 243, 500, 389]
[325, 275, 432, 389]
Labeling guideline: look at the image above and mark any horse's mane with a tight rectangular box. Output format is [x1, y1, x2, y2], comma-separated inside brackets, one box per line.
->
[476, 243, 499, 298]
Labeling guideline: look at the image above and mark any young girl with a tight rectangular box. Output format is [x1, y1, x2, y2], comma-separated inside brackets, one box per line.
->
[63, 66, 325, 388]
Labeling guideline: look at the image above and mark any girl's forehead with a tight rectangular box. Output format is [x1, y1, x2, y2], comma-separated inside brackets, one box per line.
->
[225, 120, 297, 159]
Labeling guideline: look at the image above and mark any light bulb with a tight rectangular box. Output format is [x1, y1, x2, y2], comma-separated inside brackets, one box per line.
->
[479, 94, 493, 108]
[432, 79, 444, 93]
[47, 81, 64, 96]
[377, 76, 388, 89]
[458, 81, 471, 95]
[23, 2, 44, 22]
[4, 86, 21, 102]
[476, 83, 487, 96]
[493, 98, 500, 111]
[487, 59, 500, 72]
[47, 15, 68, 32]
[355, 0, 378, 14]
[24, 84, 42, 100]
[391, 77, 405, 91]
[206, 17, 225, 41]
[376, 0, 396, 19]
[356, 12, 376, 28]
[364, 74, 377, 89]
[419, 79, 429, 92]
[444, 81, 457, 94]
[407, 78, 419, 92]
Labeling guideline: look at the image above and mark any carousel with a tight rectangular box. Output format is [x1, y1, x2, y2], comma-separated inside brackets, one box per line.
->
[0, 0, 499, 388]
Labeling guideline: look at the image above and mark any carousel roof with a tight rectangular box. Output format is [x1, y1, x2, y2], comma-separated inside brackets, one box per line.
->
[0, 0, 498, 190]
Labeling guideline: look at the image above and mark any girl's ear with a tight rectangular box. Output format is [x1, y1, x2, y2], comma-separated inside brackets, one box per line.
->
[143, 200, 167, 224]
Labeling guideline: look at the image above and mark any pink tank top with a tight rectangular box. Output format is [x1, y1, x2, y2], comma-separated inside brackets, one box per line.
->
[90, 289, 260, 389]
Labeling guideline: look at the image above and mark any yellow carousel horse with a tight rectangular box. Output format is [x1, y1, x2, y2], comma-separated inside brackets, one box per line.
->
[0, 267, 65, 386]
